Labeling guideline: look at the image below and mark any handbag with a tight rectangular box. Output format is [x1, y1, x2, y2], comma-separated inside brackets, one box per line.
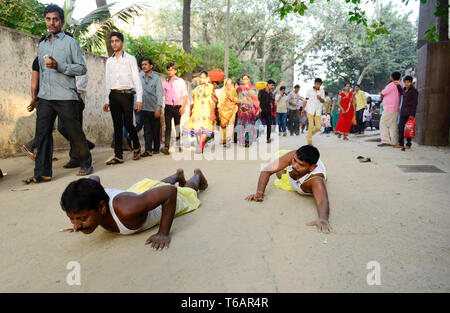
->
[404, 117, 416, 139]
[351, 114, 357, 126]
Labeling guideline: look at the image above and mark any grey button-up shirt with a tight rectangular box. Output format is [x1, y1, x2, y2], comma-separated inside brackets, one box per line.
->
[38, 31, 87, 101]
[140, 71, 163, 112]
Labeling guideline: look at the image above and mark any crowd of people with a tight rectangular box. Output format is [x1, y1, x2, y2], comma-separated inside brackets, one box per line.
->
[0, 4, 420, 248]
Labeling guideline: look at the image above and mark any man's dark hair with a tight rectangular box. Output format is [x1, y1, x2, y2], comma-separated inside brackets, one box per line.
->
[355, 84, 360, 88]
[200, 70, 208, 76]
[404, 75, 413, 82]
[44, 4, 65, 21]
[241, 73, 250, 79]
[325, 91, 329, 95]
[296, 145, 320, 166]
[166, 62, 177, 70]
[314, 78, 323, 83]
[280, 86, 286, 91]
[60, 179, 109, 213]
[267, 79, 275, 85]
[391, 71, 401, 81]
[141, 57, 153, 66]
[294, 84, 300, 89]
[109, 31, 124, 42]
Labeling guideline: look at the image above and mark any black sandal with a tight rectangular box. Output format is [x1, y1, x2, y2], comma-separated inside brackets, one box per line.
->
[141, 151, 152, 157]
[133, 148, 141, 160]
[23, 176, 52, 184]
[78, 167, 94, 176]
[106, 157, 124, 165]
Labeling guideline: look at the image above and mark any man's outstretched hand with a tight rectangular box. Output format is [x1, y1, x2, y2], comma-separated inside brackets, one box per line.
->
[306, 218, 332, 234]
[245, 194, 264, 202]
[146, 232, 170, 250]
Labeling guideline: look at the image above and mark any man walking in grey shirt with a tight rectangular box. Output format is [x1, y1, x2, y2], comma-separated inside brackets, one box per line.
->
[288, 85, 301, 136]
[140, 58, 163, 157]
[24, 4, 92, 183]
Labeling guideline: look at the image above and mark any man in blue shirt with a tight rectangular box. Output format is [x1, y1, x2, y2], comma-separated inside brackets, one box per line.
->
[24, 4, 93, 183]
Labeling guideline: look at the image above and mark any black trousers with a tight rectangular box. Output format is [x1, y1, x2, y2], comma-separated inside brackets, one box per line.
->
[398, 115, 412, 147]
[261, 112, 272, 140]
[356, 108, 365, 133]
[57, 99, 94, 162]
[142, 111, 161, 152]
[164, 105, 181, 148]
[34, 99, 91, 177]
[109, 92, 140, 159]
[288, 109, 299, 134]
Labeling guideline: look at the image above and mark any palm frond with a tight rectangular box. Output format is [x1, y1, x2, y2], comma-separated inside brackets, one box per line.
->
[75, 2, 149, 53]
[72, 3, 117, 36]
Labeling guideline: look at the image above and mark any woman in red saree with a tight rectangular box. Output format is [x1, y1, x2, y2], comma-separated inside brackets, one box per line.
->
[335, 83, 355, 140]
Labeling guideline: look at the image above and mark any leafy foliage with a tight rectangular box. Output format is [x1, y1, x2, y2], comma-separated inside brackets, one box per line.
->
[0, 0, 47, 36]
[277, 0, 446, 42]
[191, 43, 244, 80]
[62, 0, 149, 54]
[295, 1, 418, 93]
[125, 35, 201, 77]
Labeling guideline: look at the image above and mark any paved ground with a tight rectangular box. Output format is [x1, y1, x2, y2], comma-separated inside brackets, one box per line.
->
[0, 129, 449, 292]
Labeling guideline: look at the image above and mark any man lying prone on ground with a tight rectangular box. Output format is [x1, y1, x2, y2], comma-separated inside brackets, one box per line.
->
[60, 168, 208, 250]
[246, 145, 331, 233]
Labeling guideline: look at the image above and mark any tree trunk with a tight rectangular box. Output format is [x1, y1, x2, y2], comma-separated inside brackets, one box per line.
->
[182, 0, 192, 53]
[437, 0, 449, 41]
[281, 30, 326, 72]
[357, 63, 376, 85]
[96, 0, 113, 56]
[202, 21, 210, 45]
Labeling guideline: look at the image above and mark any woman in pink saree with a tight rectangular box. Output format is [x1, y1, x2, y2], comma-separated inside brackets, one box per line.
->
[235, 74, 261, 147]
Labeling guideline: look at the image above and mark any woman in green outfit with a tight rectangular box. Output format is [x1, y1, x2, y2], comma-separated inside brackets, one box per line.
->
[331, 94, 340, 133]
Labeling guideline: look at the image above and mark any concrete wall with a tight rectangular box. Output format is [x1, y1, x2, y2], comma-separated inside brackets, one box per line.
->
[415, 41, 450, 146]
[0, 26, 191, 158]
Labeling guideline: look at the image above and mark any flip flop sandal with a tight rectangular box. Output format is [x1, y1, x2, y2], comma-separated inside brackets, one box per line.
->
[356, 156, 364, 159]
[23, 176, 52, 184]
[22, 145, 36, 161]
[141, 151, 152, 157]
[359, 157, 371, 163]
[78, 167, 94, 176]
[106, 157, 124, 165]
[133, 148, 141, 160]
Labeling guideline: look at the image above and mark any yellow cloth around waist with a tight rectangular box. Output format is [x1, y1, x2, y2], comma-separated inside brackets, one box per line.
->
[127, 179, 201, 218]
[273, 149, 295, 191]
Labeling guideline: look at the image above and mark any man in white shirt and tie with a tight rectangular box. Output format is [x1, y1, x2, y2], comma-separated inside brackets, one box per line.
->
[302, 78, 325, 145]
[103, 32, 143, 164]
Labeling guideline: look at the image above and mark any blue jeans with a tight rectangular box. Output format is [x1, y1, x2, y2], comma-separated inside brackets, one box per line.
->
[277, 113, 287, 133]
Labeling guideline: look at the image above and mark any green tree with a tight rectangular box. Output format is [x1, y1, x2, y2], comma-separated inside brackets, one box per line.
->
[296, 1, 418, 93]
[124, 35, 201, 77]
[61, 0, 148, 54]
[277, 0, 448, 42]
[192, 43, 243, 80]
[0, 0, 47, 36]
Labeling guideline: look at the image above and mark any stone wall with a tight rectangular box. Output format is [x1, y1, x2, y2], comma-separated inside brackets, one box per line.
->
[0, 26, 191, 158]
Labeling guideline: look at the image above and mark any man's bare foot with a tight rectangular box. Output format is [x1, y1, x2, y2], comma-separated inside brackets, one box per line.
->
[194, 168, 208, 191]
[177, 168, 186, 187]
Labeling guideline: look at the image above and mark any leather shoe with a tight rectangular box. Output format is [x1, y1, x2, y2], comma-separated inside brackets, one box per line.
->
[63, 161, 80, 168]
